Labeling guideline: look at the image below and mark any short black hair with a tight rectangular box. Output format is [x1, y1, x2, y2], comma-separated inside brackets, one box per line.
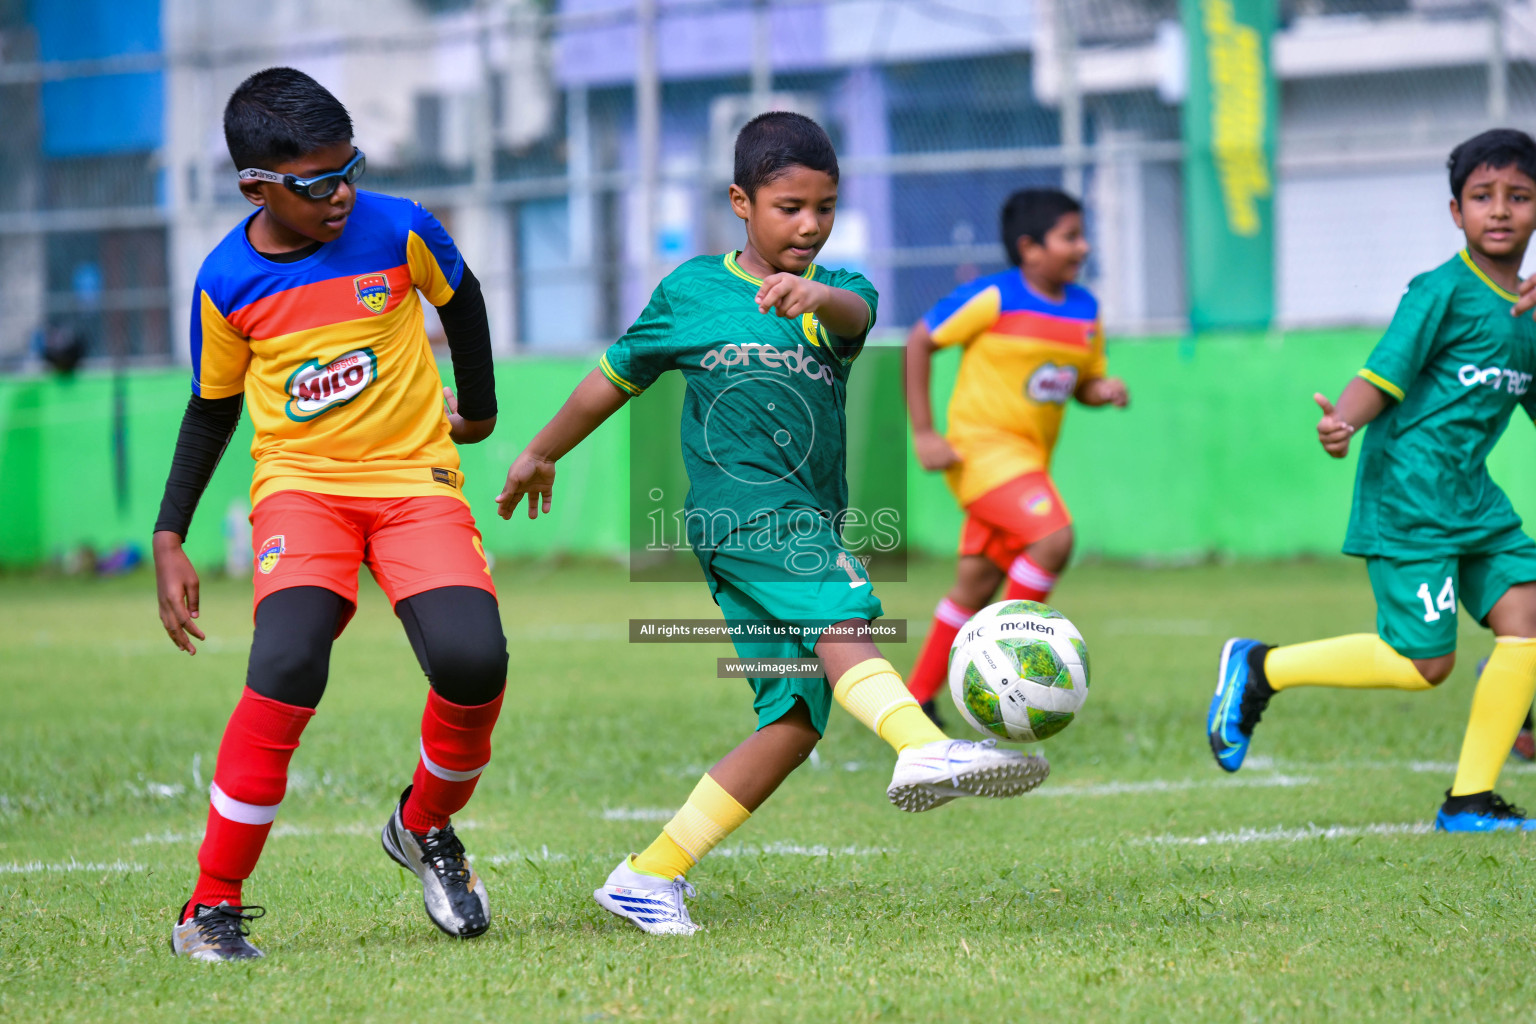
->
[1001, 188, 1082, 266]
[733, 111, 839, 199]
[1447, 129, 1536, 201]
[224, 67, 353, 171]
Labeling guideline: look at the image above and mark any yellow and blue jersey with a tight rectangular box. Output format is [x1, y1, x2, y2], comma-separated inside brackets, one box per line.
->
[190, 190, 468, 505]
[923, 269, 1106, 505]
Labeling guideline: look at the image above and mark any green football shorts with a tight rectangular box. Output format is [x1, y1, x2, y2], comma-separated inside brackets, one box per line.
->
[701, 510, 884, 735]
[1367, 542, 1536, 659]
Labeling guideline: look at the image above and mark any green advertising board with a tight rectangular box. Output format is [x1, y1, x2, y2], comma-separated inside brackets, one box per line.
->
[1181, 0, 1277, 331]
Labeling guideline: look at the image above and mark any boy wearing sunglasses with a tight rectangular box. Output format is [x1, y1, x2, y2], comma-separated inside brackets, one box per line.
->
[155, 67, 508, 960]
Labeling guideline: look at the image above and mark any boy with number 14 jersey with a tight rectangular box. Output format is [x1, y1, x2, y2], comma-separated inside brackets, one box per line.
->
[1210, 129, 1536, 832]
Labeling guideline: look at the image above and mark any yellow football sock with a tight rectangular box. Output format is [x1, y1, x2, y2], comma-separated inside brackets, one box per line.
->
[631, 772, 750, 879]
[1450, 637, 1536, 797]
[832, 658, 948, 752]
[1264, 634, 1433, 692]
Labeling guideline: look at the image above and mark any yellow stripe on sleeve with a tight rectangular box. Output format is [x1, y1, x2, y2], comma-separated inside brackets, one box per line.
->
[407, 232, 456, 306]
[194, 291, 250, 399]
[929, 285, 1001, 349]
[1357, 368, 1405, 401]
[599, 354, 642, 395]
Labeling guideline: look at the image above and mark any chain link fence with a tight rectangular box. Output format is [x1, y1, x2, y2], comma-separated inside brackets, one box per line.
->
[0, 0, 1530, 370]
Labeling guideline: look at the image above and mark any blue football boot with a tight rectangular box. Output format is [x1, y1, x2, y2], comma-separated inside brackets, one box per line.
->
[1208, 638, 1273, 773]
[1435, 791, 1536, 832]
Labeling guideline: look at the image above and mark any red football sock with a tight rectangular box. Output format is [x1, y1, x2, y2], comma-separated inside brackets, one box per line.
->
[402, 688, 504, 833]
[187, 688, 314, 919]
[1004, 554, 1058, 603]
[908, 598, 978, 704]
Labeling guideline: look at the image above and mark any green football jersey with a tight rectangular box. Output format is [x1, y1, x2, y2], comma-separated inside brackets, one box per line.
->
[600, 251, 878, 537]
[1344, 250, 1536, 558]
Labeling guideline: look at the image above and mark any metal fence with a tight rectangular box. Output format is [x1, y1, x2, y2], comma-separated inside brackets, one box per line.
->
[0, 0, 1531, 370]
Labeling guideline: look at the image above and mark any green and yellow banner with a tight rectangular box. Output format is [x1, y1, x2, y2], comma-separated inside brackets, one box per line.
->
[1181, 0, 1277, 331]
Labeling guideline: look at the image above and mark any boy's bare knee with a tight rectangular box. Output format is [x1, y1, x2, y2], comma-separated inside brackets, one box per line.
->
[1487, 582, 1536, 637]
[951, 556, 1004, 609]
[1025, 526, 1074, 573]
[1413, 653, 1456, 686]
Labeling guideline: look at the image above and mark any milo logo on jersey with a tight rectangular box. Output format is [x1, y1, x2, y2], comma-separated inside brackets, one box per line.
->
[284, 348, 378, 421]
[698, 343, 835, 386]
[1026, 363, 1079, 404]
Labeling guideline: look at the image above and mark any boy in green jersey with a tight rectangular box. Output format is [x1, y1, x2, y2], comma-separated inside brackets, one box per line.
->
[1208, 129, 1536, 832]
[496, 113, 1048, 934]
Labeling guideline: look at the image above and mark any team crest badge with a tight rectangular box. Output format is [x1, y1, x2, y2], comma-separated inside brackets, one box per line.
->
[1024, 491, 1054, 517]
[257, 535, 285, 575]
[800, 311, 827, 349]
[354, 273, 391, 314]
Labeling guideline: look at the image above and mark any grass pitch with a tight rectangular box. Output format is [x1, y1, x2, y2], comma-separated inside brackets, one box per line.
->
[3, 558, 1535, 1022]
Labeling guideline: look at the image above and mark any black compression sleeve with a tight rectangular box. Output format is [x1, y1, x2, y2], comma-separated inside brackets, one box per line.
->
[153, 394, 243, 539]
[437, 265, 497, 421]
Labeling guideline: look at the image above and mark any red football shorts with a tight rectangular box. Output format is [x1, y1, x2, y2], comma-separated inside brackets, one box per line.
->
[250, 491, 496, 635]
[959, 471, 1072, 570]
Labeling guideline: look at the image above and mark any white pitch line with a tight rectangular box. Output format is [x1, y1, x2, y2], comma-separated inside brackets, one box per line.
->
[130, 819, 480, 845]
[1135, 821, 1433, 847]
[0, 859, 147, 874]
[601, 807, 675, 821]
[714, 842, 893, 858]
[1037, 773, 1314, 798]
[1244, 758, 1536, 777]
[1406, 760, 1536, 776]
[477, 842, 893, 867]
[480, 845, 569, 866]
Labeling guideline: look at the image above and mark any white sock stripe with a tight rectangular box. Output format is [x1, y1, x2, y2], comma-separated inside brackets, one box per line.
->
[872, 695, 918, 731]
[419, 739, 487, 783]
[1008, 557, 1057, 588]
[935, 599, 975, 628]
[208, 782, 281, 826]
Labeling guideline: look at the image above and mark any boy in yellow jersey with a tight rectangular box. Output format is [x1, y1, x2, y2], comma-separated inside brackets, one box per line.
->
[904, 189, 1128, 718]
[154, 69, 507, 960]
[496, 113, 1048, 936]
[1209, 129, 1536, 832]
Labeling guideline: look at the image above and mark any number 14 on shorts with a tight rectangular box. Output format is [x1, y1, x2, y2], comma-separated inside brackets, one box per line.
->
[1417, 577, 1456, 622]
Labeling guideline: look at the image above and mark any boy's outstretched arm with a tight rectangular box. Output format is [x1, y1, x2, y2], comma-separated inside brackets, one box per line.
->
[755, 275, 868, 338]
[903, 319, 960, 471]
[1314, 377, 1390, 458]
[496, 369, 629, 520]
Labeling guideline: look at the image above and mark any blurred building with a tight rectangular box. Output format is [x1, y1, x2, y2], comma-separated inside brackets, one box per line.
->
[0, 0, 1533, 368]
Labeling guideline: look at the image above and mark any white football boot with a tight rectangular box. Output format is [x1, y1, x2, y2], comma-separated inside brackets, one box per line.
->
[593, 856, 701, 935]
[886, 737, 1050, 812]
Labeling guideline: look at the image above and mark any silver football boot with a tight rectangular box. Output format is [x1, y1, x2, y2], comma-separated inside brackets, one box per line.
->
[170, 901, 266, 962]
[381, 786, 490, 938]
